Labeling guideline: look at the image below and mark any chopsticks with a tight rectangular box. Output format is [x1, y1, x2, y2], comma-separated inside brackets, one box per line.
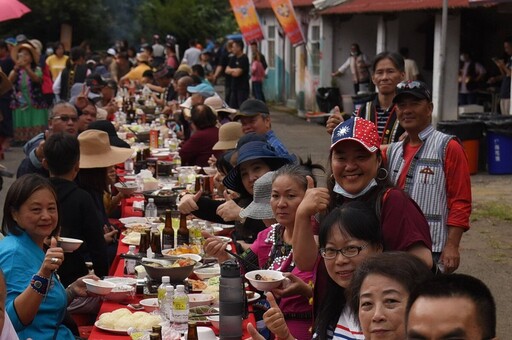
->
[224, 250, 260, 271]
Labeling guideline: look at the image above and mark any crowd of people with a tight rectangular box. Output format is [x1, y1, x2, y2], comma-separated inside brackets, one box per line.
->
[0, 32, 500, 340]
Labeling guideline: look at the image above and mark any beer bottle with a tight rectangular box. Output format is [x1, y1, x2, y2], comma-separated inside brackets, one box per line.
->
[177, 213, 189, 245]
[187, 321, 198, 340]
[152, 325, 162, 340]
[150, 224, 162, 256]
[162, 209, 175, 250]
[149, 333, 160, 340]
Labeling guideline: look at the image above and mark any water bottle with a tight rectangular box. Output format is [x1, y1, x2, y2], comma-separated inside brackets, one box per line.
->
[124, 156, 134, 175]
[145, 198, 158, 218]
[158, 276, 171, 310]
[219, 260, 244, 340]
[124, 245, 137, 275]
[161, 285, 174, 322]
[172, 285, 189, 333]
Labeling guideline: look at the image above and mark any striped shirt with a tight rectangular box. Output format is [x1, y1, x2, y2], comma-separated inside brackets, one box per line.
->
[314, 307, 364, 340]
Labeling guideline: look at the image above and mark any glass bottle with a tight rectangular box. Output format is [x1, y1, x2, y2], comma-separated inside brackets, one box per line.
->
[145, 198, 158, 218]
[162, 209, 175, 250]
[177, 213, 189, 246]
[150, 224, 162, 256]
[186, 321, 198, 340]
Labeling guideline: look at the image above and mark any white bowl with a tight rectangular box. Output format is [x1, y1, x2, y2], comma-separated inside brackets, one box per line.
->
[188, 293, 215, 308]
[114, 182, 138, 195]
[245, 270, 285, 291]
[197, 326, 217, 340]
[194, 265, 221, 280]
[83, 279, 116, 295]
[206, 314, 219, 329]
[103, 284, 135, 302]
[58, 237, 83, 252]
[202, 167, 217, 176]
[178, 253, 202, 262]
[139, 298, 159, 312]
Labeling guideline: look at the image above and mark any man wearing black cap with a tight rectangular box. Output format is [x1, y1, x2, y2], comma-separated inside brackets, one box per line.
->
[386, 80, 471, 274]
[234, 99, 290, 157]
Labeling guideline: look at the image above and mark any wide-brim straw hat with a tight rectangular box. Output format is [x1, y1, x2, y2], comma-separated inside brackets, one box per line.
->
[0, 71, 13, 96]
[11, 43, 40, 64]
[212, 122, 243, 150]
[239, 171, 275, 220]
[78, 130, 133, 168]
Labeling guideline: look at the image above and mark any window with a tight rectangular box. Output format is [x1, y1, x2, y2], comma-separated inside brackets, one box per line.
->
[268, 25, 275, 68]
[311, 25, 320, 75]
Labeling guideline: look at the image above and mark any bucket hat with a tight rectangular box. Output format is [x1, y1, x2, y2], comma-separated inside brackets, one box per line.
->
[204, 96, 237, 115]
[239, 171, 275, 220]
[11, 43, 40, 64]
[212, 122, 243, 151]
[78, 130, 133, 168]
[223, 141, 292, 193]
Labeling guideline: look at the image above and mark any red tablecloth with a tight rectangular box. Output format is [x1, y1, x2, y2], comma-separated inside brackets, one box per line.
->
[88, 227, 255, 339]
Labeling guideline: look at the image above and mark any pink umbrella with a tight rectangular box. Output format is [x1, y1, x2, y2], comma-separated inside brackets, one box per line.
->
[0, 0, 31, 22]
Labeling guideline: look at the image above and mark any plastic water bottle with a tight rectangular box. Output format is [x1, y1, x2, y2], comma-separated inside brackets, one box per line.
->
[158, 276, 171, 310]
[172, 285, 189, 333]
[145, 198, 158, 218]
[124, 245, 137, 275]
[162, 285, 174, 322]
[124, 156, 134, 175]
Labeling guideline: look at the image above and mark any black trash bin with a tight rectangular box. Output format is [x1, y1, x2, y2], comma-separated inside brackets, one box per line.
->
[316, 87, 342, 113]
[484, 118, 512, 174]
[437, 120, 485, 174]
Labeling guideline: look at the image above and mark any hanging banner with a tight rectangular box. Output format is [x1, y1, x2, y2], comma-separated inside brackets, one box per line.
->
[270, 0, 306, 46]
[229, 0, 264, 42]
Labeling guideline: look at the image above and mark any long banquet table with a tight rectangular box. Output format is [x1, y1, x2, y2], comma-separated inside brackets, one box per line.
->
[87, 223, 255, 339]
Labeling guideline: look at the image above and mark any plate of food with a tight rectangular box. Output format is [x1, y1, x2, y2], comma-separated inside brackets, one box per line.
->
[121, 232, 140, 246]
[188, 278, 208, 292]
[95, 308, 161, 334]
[119, 217, 148, 225]
[189, 306, 218, 325]
[162, 244, 202, 256]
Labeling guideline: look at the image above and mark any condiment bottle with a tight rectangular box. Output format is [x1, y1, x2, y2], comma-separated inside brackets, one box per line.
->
[150, 224, 162, 256]
[177, 213, 189, 246]
[186, 321, 198, 340]
[162, 209, 175, 250]
[123, 245, 137, 275]
[152, 325, 162, 340]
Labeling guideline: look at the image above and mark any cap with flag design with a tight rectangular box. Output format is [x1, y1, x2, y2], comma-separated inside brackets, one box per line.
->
[330, 117, 380, 153]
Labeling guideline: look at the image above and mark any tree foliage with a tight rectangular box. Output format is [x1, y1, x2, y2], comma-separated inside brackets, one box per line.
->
[0, 0, 237, 50]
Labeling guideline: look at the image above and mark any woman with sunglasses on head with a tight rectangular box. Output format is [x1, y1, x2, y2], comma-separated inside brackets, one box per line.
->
[205, 162, 323, 339]
[348, 252, 433, 340]
[327, 52, 406, 145]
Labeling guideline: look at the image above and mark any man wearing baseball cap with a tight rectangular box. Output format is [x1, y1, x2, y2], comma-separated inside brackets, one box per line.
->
[385, 80, 471, 274]
[234, 98, 290, 157]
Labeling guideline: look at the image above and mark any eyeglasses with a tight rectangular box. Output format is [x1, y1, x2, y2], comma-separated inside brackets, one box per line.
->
[397, 81, 422, 89]
[319, 243, 369, 259]
[53, 115, 78, 122]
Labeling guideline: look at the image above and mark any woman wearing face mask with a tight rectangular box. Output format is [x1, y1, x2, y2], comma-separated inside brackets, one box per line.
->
[179, 140, 294, 249]
[293, 117, 433, 278]
[348, 252, 433, 340]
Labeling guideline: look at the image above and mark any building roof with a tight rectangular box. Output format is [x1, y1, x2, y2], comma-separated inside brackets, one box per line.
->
[321, 0, 472, 14]
[253, 0, 313, 9]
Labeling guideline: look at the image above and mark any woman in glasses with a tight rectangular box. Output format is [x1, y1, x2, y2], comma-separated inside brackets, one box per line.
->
[327, 52, 406, 145]
[248, 202, 384, 340]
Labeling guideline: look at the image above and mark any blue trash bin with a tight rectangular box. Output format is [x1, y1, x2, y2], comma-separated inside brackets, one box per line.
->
[487, 130, 512, 174]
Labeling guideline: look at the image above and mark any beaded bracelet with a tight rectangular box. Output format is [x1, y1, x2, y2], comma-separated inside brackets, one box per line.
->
[30, 274, 50, 295]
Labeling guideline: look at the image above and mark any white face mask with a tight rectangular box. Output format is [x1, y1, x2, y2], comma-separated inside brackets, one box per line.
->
[333, 178, 377, 199]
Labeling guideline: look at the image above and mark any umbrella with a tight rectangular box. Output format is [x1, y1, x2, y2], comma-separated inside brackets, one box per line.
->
[0, 0, 31, 22]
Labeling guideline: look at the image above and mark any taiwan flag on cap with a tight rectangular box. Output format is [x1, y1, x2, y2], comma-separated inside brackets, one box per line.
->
[330, 117, 380, 152]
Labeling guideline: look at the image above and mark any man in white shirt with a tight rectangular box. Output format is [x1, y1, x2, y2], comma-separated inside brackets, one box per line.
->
[183, 39, 201, 66]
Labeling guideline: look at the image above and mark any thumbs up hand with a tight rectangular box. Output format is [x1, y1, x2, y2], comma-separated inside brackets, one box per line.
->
[216, 195, 243, 222]
[177, 190, 202, 214]
[40, 237, 64, 277]
[296, 176, 330, 217]
[262, 292, 294, 340]
[245, 323, 266, 340]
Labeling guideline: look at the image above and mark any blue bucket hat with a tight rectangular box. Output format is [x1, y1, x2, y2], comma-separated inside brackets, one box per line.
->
[223, 141, 293, 194]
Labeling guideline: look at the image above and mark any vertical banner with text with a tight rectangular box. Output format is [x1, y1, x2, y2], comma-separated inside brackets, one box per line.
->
[229, 0, 264, 42]
[270, 0, 305, 46]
